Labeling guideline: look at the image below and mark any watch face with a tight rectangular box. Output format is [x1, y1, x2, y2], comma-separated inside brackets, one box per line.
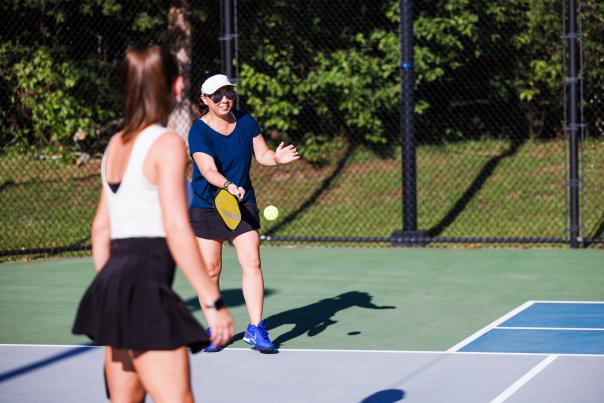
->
[206, 297, 225, 310]
[214, 298, 226, 310]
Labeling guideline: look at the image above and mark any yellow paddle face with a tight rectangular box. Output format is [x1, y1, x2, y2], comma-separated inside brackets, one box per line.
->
[214, 189, 241, 230]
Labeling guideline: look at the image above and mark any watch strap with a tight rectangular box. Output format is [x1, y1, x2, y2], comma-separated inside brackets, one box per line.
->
[204, 297, 225, 310]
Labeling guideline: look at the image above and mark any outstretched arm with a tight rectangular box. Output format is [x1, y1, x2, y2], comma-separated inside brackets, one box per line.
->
[358, 301, 396, 310]
[253, 134, 300, 166]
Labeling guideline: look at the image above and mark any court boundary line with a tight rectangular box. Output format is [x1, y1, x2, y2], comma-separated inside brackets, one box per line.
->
[2, 344, 603, 358]
[496, 326, 604, 331]
[447, 299, 604, 352]
[490, 354, 558, 403]
[530, 300, 604, 304]
[447, 300, 535, 352]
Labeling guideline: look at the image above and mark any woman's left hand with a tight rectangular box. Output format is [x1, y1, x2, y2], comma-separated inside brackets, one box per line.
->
[275, 142, 301, 165]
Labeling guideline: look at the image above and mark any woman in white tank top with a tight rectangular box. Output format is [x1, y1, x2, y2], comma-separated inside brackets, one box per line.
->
[72, 45, 233, 403]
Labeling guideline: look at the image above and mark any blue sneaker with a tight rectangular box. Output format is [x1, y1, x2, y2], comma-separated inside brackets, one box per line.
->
[203, 328, 223, 352]
[243, 320, 275, 351]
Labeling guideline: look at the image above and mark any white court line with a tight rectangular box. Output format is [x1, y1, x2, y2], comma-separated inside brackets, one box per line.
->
[490, 354, 558, 403]
[496, 326, 604, 331]
[2, 344, 603, 357]
[0, 343, 102, 349]
[447, 300, 536, 352]
[530, 300, 604, 304]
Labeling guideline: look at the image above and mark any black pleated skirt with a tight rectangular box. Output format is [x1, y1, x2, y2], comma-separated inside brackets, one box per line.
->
[72, 238, 209, 353]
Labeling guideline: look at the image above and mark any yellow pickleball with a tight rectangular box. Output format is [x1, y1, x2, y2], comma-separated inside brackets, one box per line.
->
[263, 205, 279, 221]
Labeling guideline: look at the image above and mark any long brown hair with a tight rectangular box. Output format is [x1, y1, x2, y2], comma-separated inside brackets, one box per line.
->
[121, 45, 179, 141]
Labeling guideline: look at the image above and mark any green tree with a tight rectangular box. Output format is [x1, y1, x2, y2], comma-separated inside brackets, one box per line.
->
[0, 0, 218, 157]
[234, 0, 598, 163]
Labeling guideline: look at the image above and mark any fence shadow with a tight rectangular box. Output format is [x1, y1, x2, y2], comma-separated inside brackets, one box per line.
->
[586, 211, 604, 247]
[0, 180, 15, 193]
[428, 136, 526, 237]
[231, 291, 395, 348]
[0, 236, 92, 258]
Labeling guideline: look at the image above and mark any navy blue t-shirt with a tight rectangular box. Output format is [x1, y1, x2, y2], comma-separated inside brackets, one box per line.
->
[188, 110, 261, 208]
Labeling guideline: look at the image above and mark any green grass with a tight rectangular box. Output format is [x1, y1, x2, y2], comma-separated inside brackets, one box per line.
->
[1, 137, 603, 257]
[253, 138, 603, 242]
[0, 156, 99, 255]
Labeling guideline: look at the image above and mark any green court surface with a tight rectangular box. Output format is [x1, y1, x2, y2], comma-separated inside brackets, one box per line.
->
[1, 248, 602, 351]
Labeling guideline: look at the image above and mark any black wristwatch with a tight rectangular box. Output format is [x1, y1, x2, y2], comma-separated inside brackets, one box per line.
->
[204, 297, 225, 310]
[223, 181, 232, 190]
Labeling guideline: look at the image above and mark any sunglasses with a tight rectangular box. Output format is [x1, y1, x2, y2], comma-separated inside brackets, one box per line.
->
[207, 90, 236, 103]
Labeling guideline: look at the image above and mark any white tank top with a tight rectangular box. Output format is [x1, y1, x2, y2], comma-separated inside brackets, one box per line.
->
[101, 124, 168, 239]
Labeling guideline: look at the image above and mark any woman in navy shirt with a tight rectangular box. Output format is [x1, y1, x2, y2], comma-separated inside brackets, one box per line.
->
[188, 72, 300, 352]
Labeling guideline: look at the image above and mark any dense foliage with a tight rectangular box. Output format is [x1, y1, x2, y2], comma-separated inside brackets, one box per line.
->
[1, 0, 602, 163]
[0, 0, 218, 158]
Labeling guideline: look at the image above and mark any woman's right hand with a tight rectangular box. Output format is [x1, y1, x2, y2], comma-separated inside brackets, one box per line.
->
[226, 183, 245, 201]
[204, 307, 234, 346]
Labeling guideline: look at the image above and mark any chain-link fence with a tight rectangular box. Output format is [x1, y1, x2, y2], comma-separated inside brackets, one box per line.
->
[1, 1, 222, 256]
[234, 0, 603, 245]
[1, 0, 602, 258]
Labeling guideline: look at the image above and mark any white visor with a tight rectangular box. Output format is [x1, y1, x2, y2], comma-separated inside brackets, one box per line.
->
[201, 74, 236, 95]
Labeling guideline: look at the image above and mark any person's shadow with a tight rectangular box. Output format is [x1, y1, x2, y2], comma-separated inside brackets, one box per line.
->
[232, 291, 395, 348]
[184, 288, 276, 311]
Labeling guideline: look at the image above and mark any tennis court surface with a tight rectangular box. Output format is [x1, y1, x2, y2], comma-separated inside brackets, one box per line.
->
[1, 248, 603, 402]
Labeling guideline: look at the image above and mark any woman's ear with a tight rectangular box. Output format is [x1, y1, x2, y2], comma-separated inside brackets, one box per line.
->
[200, 95, 208, 106]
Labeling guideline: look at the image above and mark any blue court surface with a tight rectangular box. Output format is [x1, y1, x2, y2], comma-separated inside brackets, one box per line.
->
[453, 301, 604, 355]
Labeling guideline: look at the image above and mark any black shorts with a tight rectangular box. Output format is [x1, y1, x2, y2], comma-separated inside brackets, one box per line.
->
[190, 204, 260, 241]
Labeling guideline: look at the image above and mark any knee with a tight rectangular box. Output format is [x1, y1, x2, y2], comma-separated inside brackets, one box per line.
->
[241, 257, 261, 274]
[205, 262, 222, 279]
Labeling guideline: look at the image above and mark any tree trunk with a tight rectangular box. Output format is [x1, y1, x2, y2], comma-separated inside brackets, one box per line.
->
[167, 1, 193, 144]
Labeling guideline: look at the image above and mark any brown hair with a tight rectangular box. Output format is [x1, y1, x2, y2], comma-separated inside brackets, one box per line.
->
[121, 45, 179, 141]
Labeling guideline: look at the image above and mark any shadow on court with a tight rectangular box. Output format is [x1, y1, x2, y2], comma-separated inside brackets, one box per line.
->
[231, 291, 395, 348]
[0, 345, 95, 384]
[185, 288, 277, 311]
[361, 389, 405, 403]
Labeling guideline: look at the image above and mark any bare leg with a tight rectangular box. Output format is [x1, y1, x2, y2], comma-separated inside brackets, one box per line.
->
[104, 347, 146, 403]
[232, 230, 263, 324]
[195, 238, 223, 319]
[131, 347, 194, 403]
[131, 348, 194, 403]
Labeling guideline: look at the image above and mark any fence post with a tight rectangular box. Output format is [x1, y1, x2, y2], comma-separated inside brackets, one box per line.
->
[221, 0, 234, 79]
[391, 0, 425, 246]
[566, 0, 581, 248]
